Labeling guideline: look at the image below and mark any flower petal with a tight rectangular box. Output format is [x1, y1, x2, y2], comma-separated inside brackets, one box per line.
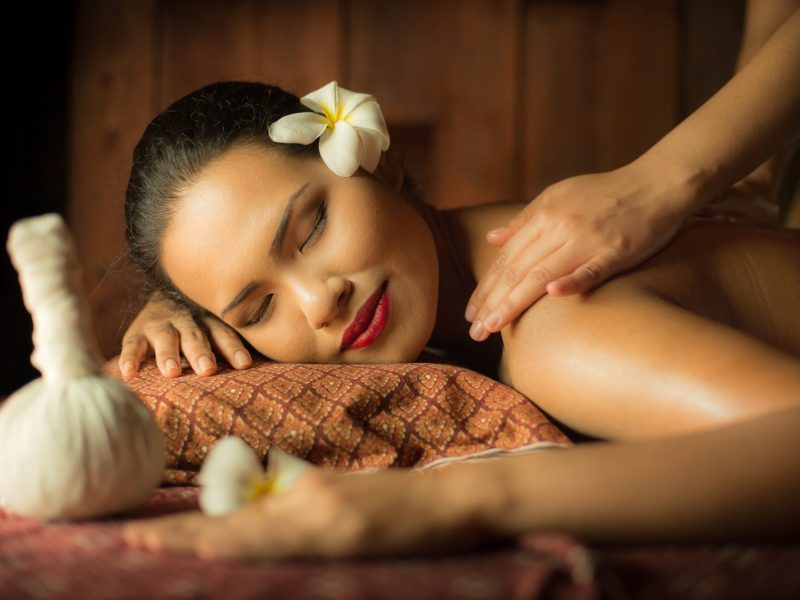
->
[337, 87, 377, 120]
[200, 485, 249, 516]
[269, 112, 328, 145]
[267, 447, 314, 494]
[357, 128, 385, 173]
[199, 437, 263, 485]
[301, 81, 339, 121]
[346, 100, 390, 150]
[319, 121, 362, 177]
[199, 437, 263, 515]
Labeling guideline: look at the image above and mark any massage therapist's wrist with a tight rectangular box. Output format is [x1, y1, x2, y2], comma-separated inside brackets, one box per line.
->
[633, 148, 728, 217]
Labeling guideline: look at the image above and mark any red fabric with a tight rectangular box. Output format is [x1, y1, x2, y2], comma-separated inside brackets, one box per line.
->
[2, 487, 799, 599]
[106, 359, 570, 484]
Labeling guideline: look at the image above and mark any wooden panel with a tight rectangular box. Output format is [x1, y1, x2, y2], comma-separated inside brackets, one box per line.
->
[69, 0, 157, 359]
[522, 2, 599, 195]
[523, 0, 680, 194]
[349, 0, 520, 208]
[594, 0, 679, 168]
[681, 0, 744, 115]
[160, 0, 342, 107]
[68, 0, 726, 356]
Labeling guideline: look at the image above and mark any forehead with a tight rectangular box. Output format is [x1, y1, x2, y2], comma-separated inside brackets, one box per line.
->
[160, 145, 311, 308]
[184, 144, 305, 206]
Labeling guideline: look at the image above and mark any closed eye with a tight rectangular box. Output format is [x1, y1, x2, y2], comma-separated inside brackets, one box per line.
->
[300, 199, 327, 252]
[244, 294, 274, 327]
[244, 200, 326, 328]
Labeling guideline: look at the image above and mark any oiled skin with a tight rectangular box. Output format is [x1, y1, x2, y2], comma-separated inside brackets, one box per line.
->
[446, 203, 800, 440]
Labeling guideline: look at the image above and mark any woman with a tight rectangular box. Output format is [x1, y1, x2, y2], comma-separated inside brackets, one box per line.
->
[120, 75, 799, 559]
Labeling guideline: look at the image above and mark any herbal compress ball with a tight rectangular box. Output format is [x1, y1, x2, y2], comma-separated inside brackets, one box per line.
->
[0, 214, 165, 521]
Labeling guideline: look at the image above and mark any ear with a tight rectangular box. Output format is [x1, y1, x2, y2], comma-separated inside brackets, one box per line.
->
[373, 145, 405, 192]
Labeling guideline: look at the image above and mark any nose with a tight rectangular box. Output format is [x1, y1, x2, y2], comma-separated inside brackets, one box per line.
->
[292, 275, 352, 330]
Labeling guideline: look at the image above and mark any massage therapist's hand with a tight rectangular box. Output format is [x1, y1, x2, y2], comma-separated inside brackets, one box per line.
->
[124, 467, 490, 560]
[466, 159, 696, 341]
[119, 292, 252, 379]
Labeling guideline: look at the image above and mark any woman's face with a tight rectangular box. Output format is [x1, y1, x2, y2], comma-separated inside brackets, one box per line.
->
[161, 144, 439, 363]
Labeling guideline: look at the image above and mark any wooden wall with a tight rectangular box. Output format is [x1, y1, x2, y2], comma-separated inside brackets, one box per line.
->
[68, 0, 745, 359]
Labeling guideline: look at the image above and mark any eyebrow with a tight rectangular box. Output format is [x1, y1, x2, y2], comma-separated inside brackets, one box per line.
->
[220, 182, 308, 318]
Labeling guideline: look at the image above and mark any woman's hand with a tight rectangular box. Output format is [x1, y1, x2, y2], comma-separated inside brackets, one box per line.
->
[118, 293, 252, 379]
[465, 159, 697, 341]
[123, 467, 492, 560]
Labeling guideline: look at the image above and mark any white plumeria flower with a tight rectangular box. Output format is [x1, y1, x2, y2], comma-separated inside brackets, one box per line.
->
[198, 436, 313, 516]
[268, 81, 390, 177]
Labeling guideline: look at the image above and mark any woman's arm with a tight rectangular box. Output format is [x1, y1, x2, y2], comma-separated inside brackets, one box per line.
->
[701, 0, 800, 224]
[481, 404, 800, 543]
[466, 8, 800, 339]
[124, 405, 800, 559]
[644, 7, 800, 208]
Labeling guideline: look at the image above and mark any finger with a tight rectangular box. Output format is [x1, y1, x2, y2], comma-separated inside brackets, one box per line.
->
[195, 501, 295, 560]
[546, 248, 620, 296]
[471, 242, 567, 339]
[172, 317, 217, 376]
[124, 511, 209, 554]
[147, 326, 183, 378]
[486, 226, 511, 246]
[118, 335, 150, 379]
[467, 232, 560, 334]
[484, 202, 540, 247]
[465, 222, 544, 322]
[504, 201, 538, 236]
[204, 317, 252, 369]
[196, 519, 273, 560]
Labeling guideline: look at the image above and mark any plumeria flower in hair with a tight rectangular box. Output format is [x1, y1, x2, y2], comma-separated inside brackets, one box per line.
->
[269, 81, 390, 177]
[198, 436, 313, 515]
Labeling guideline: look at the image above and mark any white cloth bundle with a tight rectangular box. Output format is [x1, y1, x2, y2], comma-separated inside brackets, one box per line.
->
[0, 214, 165, 521]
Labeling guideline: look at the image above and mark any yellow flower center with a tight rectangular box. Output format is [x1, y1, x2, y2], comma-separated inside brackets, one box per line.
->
[246, 476, 274, 501]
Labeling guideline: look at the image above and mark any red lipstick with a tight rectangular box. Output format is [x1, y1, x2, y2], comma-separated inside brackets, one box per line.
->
[340, 282, 390, 351]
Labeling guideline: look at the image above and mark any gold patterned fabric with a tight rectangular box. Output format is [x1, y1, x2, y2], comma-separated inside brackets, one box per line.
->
[106, 359, 570, 484]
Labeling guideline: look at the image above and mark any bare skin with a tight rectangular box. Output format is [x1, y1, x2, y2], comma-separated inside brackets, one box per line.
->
[123, 169, 800, 557]
[467, 6, 800, 336]
[119, 3, 800, 559]
[452, 203, 800, 439]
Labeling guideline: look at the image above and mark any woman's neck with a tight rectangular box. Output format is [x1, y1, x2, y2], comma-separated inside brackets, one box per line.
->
[412, 200, 506, 375]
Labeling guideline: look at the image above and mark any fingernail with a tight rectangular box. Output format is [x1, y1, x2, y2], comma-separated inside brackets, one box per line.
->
[464, 304, 477, 321]
[235, 350, 251, 367]
[198, 355, 215, 373]
[164, 358, 179, 374]
[122, 360, 134, 375]
[484, 312, 500, 330]
[470, 320, 485, 340]
[487, 227, 505, 237]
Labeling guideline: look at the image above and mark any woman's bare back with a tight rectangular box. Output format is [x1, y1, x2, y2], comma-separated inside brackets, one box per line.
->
[631, 221, 800, 356]
[449, 204, 800, 440]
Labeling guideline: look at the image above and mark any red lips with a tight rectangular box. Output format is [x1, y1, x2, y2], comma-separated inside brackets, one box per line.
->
[340, 282, 390, 351]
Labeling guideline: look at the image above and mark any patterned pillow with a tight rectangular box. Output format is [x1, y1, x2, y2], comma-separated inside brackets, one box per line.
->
[106, 359, 571, 484]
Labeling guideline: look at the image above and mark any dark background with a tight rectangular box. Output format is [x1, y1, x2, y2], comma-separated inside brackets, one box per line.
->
[2, 3, 75, 394]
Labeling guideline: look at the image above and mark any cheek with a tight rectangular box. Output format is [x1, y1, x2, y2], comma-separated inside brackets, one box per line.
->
[239, 320, 318, 363]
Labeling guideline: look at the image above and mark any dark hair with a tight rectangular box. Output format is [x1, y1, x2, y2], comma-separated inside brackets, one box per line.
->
[124, 81, 318, 312]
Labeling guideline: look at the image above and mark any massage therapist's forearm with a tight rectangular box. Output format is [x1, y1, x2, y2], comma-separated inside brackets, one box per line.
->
[454, 406, 800, 542]
[640, 8, 800, 213]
